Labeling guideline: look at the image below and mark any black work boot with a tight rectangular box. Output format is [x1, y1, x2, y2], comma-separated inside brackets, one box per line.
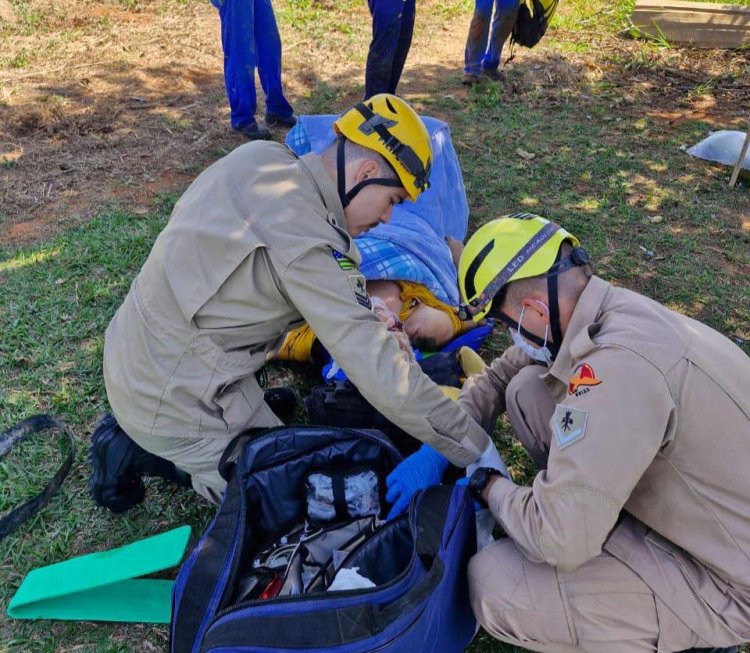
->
[265, 112, 298, 129]
[88, 414, 191, 513]
[263, 386, 297, 422]
[233, 121, 272, 140]
[678, 647, 738, 652]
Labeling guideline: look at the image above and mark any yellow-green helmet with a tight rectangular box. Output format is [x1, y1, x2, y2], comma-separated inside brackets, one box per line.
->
[334, 94, 432, 202]
[458, 213, 581, 321]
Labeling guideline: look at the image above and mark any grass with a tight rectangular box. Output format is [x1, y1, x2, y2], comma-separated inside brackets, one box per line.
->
[1, 0, 749, 651]
[0, 207, 218, 652]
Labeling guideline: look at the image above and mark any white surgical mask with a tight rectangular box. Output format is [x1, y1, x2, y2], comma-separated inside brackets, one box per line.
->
[509, 305, 553, 364]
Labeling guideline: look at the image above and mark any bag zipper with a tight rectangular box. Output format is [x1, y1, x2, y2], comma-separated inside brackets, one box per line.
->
[444, 489, 471, 546]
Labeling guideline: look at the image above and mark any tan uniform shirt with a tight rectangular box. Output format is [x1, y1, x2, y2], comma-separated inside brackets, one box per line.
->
[104, 142, 488, 466]
[459, 276, 750, 638]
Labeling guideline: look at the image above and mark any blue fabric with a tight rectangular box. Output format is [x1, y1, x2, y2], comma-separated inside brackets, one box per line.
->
[385, 445, 450, 519]
[211, 0, 294, 129]
[464, 0, 519, 74]
[365, 0, 416, 98]
[285, 115, 469, 305]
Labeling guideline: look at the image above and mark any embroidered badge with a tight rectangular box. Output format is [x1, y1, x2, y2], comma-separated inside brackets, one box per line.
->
[553, 404, 588, 450]
[568, 362, 602, 397]
[332, 250, 355, 271]
[348, 274, 371, 310]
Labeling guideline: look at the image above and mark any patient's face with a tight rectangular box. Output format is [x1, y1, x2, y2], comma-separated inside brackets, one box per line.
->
[402, 303, 455, 351]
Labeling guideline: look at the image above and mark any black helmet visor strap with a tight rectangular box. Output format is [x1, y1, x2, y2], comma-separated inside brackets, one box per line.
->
[353, 102, 430, 192]
[457, 221, 560, 321]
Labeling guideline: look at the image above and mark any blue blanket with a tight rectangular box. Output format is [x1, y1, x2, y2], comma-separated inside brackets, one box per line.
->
[286, 115, 468, 305]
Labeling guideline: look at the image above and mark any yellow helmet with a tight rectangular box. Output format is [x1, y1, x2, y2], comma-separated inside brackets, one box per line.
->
[458, 213, 582, 321]
[334, 94, 432, 202]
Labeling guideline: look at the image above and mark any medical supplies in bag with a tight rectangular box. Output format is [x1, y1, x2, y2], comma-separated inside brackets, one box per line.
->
[170, 425, 478, 653]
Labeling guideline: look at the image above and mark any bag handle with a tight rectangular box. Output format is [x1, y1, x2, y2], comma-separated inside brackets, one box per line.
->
[0, 414, 75, 540]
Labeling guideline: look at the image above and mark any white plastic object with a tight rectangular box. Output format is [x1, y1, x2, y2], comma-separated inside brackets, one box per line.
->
[475, 509, 496, 551]
[327, 566, 377, 591]
[686, 130, 750, 170]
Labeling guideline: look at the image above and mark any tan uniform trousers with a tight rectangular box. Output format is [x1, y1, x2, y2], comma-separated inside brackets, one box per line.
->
[111, 377, 282, 505]
[468, 366, 710, 653]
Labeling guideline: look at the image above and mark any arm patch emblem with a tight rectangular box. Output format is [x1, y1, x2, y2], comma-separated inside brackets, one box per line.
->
[348, 274, 372, 310]
[332, 250, 355, 271]
[553, 404, 588, 450]
[568, 362, 602, 396]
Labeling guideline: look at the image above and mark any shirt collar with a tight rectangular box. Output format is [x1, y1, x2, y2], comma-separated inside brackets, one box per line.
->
[299, 152, 348, 232]
[547, 276, 611, 383]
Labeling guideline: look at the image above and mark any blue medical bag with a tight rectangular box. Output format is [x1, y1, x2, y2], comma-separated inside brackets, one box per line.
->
[170, 425, 477, 653]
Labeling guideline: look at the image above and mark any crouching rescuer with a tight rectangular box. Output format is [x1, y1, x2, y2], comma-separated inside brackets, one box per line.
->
[88, 94, 503, 512]
[386, 213, 750, 652]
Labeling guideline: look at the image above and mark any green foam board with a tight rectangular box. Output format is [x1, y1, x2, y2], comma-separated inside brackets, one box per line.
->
[8, 525, 191, 623]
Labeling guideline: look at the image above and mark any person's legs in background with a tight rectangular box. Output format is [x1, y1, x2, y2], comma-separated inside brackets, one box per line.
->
[387, 0, 416, 95]
[463, 0, 493, 84]
[212, 0, 271, 139]
[254, 0, 296, 127]
[481, 0, 518, 79]
[365, 0, 404, 99]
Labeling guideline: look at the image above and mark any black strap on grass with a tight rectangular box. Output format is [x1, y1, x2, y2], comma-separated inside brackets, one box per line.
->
[0, 414, 75, 540]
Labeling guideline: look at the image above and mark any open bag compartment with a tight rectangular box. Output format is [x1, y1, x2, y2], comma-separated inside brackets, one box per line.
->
[170, 425, 478, 653]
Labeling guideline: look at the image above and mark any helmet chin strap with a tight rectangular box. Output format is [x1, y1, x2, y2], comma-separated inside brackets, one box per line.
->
[544, 248, 565, 361]
[492, 248, 566, 361]
[336, 137, 403, 209]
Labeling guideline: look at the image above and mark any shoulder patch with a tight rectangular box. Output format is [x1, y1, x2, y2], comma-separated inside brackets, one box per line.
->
[553, 404, 588, 450]
[332, 249, 356, 271]
[568, 362, 602, 397]
[348, 274, 372, 309]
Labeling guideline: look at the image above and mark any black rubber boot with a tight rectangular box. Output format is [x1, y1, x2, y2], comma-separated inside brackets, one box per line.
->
[265, 112, 298, 128]
[263, 386, 297, 422]
[233, 121, 272, 140]
[677, 647, 738, 652]
[88, 414, 191, 513]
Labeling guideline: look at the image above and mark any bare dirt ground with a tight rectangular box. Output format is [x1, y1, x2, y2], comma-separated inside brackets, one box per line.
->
[1, 0, 748, 245]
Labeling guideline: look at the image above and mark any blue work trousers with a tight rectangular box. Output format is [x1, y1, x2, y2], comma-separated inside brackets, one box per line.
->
[364, 0, 416, 99]
[464, 0, 518, 74]
[211, 0, 294, 129]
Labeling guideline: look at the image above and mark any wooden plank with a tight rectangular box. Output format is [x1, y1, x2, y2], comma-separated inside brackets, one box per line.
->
[729, 123, 750, 188]
[632, 0, 750, 48]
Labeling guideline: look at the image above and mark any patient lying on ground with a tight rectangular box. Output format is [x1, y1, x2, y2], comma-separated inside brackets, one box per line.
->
[273, 277, 477, 364]
[273, 237, 476, 364]
[277, 115, 479, 363]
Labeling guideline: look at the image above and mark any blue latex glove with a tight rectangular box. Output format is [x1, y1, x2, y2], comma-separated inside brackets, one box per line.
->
[385, 445, 450, 519]
[455, 477, 483, 512]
